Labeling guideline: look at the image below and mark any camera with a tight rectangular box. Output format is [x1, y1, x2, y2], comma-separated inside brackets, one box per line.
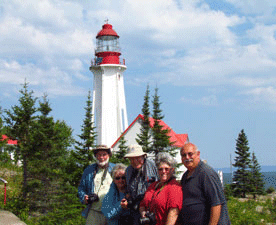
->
[140, 211, 156, 225]
[87, 193, 99, 204]
[125, 195, 139, 211]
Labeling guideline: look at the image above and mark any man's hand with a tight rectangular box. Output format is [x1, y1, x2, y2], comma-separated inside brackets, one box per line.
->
[84, 195, 89, 205]
[121, 198, 128, 209]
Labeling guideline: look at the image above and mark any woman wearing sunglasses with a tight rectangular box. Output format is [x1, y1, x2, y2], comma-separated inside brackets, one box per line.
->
[139, 153, 183, 225]
[102, 163, 130, 225]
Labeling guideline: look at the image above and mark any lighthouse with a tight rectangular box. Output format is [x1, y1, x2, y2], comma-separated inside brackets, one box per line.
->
[90, 22, 128, 147]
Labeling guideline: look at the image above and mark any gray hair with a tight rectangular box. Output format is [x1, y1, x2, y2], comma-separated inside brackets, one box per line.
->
[155, 152, 177, 172]
[111, 163, 127, 179]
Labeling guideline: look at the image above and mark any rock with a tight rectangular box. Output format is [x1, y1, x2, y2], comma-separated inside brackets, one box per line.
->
[0, 210, 27, 225]
[255, 205, 263, 213]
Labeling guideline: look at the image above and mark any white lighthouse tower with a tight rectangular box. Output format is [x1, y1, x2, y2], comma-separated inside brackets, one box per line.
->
[90, 22, 128, 147]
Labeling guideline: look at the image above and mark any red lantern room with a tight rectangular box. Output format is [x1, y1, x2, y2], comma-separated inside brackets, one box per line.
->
[94, 22, 123, 65]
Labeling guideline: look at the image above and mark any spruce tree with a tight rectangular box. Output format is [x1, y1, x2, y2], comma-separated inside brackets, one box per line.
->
[251, 152, 265, 198]
[232, 129, 253, 198]
[151, 87, 175, 157]
[0, 106, 8, 161]
[111, 135, 129, 165]
[4, 81, 37, 199]
[23, 94, 73, 212]
[66, 90, 97, 187]
[136, 85, 152, 153]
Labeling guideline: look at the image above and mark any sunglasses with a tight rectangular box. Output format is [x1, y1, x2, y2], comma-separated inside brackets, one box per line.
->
[115, 176, 126, 180]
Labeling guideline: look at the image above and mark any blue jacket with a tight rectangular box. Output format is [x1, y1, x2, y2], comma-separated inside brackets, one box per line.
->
[102, 182, 130, 225]
[78, 162, 115, 218]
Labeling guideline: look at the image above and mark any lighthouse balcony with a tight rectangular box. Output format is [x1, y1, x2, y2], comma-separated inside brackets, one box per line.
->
[91, 57, 126, 66]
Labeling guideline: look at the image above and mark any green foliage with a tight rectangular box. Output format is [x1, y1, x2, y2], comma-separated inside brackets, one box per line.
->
[266, 186, 275, 194]
[251, 152, 265, 198]
[224, 184, 233, 200]
[151, 87, 176, 157]
[227, 197, 276, 224]
[26, 184, 85, 225]
[136, 86, 177, 159]
[65, 90, 96, 188]
[111, 135, 129, 165]
[136, 85, 152, 153]
[232, 129, 253, 198]
[4, 81, 38, 199]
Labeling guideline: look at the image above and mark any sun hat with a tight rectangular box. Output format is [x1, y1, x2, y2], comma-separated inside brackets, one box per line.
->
[124, 144, 147, 158]
[93, 144, 112, 156]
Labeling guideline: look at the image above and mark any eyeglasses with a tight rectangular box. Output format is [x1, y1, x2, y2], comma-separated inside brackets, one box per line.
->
[115, 176, 126, 180]
[181, 152, 196, 158]
[158, 168, 171, 172]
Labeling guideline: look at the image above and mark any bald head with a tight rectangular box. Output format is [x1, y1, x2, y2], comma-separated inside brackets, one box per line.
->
[181, 143, 198, 153]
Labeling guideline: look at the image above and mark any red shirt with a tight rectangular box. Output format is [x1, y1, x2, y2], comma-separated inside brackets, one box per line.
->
[140, 178, 183, 225]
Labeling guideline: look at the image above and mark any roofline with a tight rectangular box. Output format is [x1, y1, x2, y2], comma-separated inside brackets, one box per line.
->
[111, 114, 143, 148]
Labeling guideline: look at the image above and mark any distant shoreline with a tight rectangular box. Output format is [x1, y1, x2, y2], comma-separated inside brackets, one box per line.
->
[222, 171, 276, 189]
[215, 165, 276, 173]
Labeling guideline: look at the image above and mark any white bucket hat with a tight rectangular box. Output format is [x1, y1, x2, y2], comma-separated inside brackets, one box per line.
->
[124, 144, 147, 158]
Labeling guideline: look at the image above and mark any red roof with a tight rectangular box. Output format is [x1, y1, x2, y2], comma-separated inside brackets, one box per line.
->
[96, 23, 119, 38]
[1, 135, 17, 145]
[112, 114, 188, 148]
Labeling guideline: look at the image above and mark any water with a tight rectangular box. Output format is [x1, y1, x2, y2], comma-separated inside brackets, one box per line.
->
[223, 172, 276, 190]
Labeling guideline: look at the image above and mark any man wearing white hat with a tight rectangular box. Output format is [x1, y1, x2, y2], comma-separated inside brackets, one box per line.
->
[121, 144, 158, 225]
[78, 145, 115, 225]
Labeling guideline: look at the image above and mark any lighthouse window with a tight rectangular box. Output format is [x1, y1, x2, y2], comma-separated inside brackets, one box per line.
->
[96, 36, 120, 53]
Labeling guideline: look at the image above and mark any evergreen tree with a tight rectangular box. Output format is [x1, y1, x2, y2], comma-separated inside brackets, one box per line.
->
[232, 129, 253, 198]
[65, 90, 97, 187]
[4, 81, 37, 199]
[0, 106, 9, 161]
[151, 87, 175, 157]
[136, 85, 152, 153]
[111, 135, 129, 165]
[27, 94, 74, 212]
[251, 152, 265, 198]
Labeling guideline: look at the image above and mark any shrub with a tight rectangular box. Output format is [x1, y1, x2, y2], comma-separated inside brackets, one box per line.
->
[266, 186, 275, 194]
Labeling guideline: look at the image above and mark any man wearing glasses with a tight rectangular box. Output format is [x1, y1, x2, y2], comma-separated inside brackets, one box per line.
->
[179, 143, 230, 225]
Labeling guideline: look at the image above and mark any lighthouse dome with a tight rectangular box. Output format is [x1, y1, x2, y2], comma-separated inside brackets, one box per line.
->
[96, 23, 119, 38]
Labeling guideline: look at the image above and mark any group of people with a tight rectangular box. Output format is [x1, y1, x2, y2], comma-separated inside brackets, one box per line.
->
[78, 143, 230, 225]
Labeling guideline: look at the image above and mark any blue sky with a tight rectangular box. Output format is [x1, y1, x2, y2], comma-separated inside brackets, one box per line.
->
[0, 0, 275, 169]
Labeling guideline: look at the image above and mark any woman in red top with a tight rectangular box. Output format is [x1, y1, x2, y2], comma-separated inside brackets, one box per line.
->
[139, 152, 183, 225]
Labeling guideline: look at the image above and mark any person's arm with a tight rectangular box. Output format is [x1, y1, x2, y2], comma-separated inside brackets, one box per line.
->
[165, 208, 180, 225]
[209, 205, 221, 225]
[78, 172, 88, 204]
[102, 184, 124, 220]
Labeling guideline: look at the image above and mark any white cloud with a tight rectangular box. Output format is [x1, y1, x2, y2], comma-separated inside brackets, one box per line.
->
[242, 86, 276, 105]
[0, 60, 87, 97]
[181, 94, 218, 106]
[0, 0, 276, 111]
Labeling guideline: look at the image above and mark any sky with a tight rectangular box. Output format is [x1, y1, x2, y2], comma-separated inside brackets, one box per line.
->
[0, 0, 276, 169]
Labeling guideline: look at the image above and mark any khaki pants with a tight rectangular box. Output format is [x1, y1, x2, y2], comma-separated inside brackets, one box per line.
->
[86, 209, 107, 225]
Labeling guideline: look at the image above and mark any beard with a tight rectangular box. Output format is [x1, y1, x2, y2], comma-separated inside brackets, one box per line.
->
[96, 157, 109, 167]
